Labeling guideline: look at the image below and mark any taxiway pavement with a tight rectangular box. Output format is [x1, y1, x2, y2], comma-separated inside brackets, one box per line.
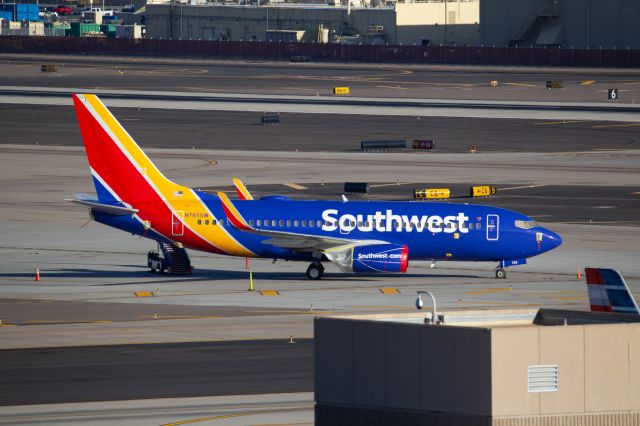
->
[1, 54, 639, 103]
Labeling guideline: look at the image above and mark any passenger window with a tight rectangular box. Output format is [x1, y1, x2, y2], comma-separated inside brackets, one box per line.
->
[257, 220, 261, 226]
[286, 220, 292, 227]
[197, 219, 202, 225]
[249, 220, 254, 226]
[272, 220, 277, 227]
[212, 219, 217, 225]
[279, 220, 284, 227]
[302, 220, 307, 227]
[227, 219, 231, 226]
[294, 220, 299, 227]
[476, 223, 482, 229]
[263, 221, 269, 227]
[205, 220, 209, 225]
[309, 220, 314, 228]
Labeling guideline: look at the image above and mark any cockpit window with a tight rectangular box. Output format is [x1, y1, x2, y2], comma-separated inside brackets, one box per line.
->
[515, 220, 538, 229]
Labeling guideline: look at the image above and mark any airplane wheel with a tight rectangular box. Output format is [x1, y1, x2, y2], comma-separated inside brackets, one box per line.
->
[495, 268, 507, 279]
[306, 263, 323, 280]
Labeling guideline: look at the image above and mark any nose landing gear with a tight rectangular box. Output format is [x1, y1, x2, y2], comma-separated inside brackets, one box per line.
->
[495, 267, 507, 279]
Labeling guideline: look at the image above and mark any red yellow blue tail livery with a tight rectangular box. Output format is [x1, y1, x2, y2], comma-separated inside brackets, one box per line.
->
[69, 94, 562, 280]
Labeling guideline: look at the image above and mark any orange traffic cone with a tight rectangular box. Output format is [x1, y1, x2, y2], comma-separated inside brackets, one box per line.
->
[35, 268, 41, 282]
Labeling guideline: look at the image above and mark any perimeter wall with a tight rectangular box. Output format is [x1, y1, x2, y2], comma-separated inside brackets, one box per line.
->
[1, 36, 638, 67]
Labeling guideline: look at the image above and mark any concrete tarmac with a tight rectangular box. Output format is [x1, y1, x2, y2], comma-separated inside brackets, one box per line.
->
[0, 145, 638, 351]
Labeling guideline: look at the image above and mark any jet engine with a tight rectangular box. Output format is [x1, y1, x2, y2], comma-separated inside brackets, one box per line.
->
[325, 243, 409, 273]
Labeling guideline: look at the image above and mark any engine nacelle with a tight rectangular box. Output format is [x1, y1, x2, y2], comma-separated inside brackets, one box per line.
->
[352, 244, 409, 273]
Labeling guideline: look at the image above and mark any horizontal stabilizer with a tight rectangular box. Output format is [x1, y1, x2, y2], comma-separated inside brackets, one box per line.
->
[66, 193, 138, 215]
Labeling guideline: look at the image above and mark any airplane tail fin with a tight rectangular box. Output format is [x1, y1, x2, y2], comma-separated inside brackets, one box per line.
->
[585, 268, 639, 314]
[72, 94, 181, 206]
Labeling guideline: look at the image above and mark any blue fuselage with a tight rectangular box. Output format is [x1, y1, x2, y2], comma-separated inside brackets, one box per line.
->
[201, 194, 560, 262]
[94, 192, 562, 264]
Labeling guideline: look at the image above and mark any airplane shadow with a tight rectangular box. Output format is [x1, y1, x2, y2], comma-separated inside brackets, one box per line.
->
[0, 267, 483, 284]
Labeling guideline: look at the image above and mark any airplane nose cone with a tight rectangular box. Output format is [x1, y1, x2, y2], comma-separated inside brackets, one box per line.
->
[544, 229, 562, 250]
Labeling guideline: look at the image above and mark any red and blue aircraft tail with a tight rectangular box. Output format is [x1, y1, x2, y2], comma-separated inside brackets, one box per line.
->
[585, 268, 639, 315]
[72, 94, 181, 205]
[71, 94, 254, 257]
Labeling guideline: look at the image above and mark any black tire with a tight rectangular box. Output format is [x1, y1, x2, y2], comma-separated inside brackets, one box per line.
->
[306, 264, 323, 280]
[495, 268, 507, 279]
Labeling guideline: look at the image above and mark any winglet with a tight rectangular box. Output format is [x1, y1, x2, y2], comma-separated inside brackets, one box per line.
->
[217, 192, 253, 231]
[233, 178, 254, 201]
[585, 267, 640, 314]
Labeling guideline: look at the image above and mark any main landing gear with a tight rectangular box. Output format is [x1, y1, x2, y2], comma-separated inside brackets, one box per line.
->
[495, 267, 507, 279]
[306, 262, 325, 280]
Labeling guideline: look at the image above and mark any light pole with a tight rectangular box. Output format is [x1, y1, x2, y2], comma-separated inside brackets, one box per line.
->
[416, 290, 438, 324]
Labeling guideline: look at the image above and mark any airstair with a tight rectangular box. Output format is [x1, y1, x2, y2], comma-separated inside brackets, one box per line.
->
[147, 242, 192, 275]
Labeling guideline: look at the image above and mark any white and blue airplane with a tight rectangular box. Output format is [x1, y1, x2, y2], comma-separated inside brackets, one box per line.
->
[69, 94, 562, 279]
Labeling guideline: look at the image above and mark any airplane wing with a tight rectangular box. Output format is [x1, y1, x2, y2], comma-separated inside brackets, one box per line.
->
[66, 193, 139, 216]
[585, 267, 640, 314]
[217, 192, 383, 252]
[233, 178, 254, 201]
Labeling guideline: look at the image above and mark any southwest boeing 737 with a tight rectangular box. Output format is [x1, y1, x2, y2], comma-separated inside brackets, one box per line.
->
[69, 94, 562, 280]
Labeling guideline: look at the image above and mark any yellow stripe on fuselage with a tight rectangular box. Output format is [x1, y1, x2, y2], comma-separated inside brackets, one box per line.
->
[83, 95, 254, 257]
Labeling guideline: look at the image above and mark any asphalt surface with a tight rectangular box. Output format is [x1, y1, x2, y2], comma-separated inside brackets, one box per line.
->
[2, 54, 640, 102]
[2, 104, 639, 152]
[0, 339, 313, 405]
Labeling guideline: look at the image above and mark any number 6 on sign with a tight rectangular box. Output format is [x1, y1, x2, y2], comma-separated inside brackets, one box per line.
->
[608, 88, 618, 101]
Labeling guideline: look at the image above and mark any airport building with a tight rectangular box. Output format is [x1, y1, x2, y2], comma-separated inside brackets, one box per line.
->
[145, 0, 481, 45]
[144, 0, 640, 48]
[315, 308, 640, 425]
